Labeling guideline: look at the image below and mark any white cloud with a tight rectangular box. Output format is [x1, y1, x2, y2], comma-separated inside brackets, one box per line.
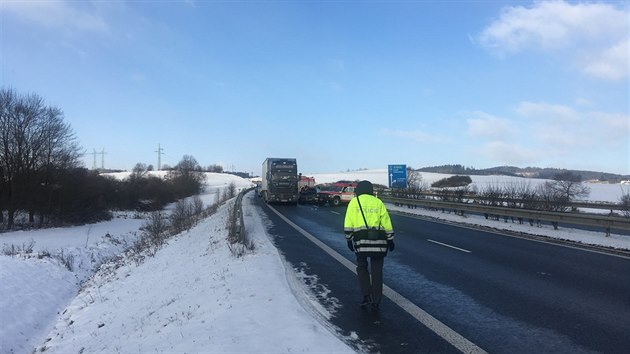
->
[516, 101, 579, 123]
[2, 0, 109, 34]
[477, 0, 628, 81]
[481, 141, 540, 164]
[468, 102, 628, 169]
[588, 111, 629, 142]
[467, 111, 513, 137]
[515, 101, 628, 149]
[574, 97, 592, 107]
[580, 39, 629, 81]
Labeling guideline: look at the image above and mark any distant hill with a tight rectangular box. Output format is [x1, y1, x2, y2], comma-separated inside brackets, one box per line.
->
[416, 164, 630, 183]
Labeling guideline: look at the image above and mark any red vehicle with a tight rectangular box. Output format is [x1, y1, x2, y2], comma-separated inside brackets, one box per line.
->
[298, 175, 316, 190]
[315, 182, 357, 206]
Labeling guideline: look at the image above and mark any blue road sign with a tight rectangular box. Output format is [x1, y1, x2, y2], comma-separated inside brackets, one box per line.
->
[388, 164, 407, 188]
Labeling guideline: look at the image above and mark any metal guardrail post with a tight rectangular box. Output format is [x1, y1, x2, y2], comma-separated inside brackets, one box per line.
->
[232, 188, 254, 243]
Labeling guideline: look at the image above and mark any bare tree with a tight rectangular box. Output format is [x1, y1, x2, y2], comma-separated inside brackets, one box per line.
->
[405, 166, 425, 192]
[170, 199, 193, 233]
[536, 182, 569, 212]
[620, 189, 630, 219]
[0, 165, 5, 224]
[549, 171, 590, 204]
[478, 183, 503, 206]
[227, 181, 237, 199]
[176, 155, 201, 174]
[142, 211, 169, 247]
[206, 164, 223, 173]
[0, 88, 81, 228]
[453, 185, 470, 203]
[192, 195, 204, 216]
[131, 162, 148, 180]
[168, 155, 204, 197]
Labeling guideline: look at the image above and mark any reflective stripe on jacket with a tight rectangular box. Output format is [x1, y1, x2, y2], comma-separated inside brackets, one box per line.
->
[344, 194, 394, 255]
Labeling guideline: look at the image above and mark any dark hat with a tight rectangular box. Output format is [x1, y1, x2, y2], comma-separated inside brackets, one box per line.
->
[355, 180, 373, 196]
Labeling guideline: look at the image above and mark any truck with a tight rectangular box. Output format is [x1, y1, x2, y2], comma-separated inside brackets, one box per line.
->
[298, 175, 316, 190]
[261, 158, 299, 205]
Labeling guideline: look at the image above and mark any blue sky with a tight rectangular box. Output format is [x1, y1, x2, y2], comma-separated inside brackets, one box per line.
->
[1, 0, 628, 176]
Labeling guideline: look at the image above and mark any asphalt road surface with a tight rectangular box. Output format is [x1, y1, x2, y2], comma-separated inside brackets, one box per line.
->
[252, 196, 630, 354]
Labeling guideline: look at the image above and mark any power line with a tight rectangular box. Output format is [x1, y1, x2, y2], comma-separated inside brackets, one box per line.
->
[89, 148, 106, 170]
[100, 148, 106, 169]
[155, 143, 165, 170]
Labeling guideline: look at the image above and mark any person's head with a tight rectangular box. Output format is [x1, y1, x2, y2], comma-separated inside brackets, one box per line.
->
[355, 180, 373, 196]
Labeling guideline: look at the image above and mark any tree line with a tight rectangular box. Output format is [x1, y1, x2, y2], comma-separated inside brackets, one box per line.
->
[130, 162, 225, 174]
[455, 171, 590, 213]
[398, 169, 594, 213]
[0, 88, 204, 230]
[417, 164, 629, 183]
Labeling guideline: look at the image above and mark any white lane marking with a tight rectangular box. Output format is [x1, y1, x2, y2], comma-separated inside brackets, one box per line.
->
[330, 211, 341, 215]
[266, 204, 486, 354]
[427, 239, 472, 253]
[392, 210, 630, 260]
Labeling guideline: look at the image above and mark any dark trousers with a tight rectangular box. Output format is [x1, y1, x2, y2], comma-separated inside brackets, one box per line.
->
[356, 254, 385, 304]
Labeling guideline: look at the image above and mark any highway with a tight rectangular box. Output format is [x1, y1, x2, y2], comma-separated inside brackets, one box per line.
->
[253, 196, 630, 353]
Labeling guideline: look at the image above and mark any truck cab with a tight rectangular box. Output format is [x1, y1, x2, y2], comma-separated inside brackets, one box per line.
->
[261, 158, 298, 204]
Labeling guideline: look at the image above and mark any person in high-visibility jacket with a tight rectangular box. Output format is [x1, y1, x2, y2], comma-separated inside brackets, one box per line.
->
[344, 180, 394, 309]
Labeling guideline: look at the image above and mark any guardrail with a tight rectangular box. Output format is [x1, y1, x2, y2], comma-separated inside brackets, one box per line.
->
[229, 188, 251, 244]
[228, 188, 253, 256]
[381, 191, 626, 212]
[380, 195, 630, 236]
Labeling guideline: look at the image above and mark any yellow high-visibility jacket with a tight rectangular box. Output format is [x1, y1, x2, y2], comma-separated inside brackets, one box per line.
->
[344, 194, 394, 255]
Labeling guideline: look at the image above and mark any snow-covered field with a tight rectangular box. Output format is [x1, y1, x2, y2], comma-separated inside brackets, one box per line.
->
[308, 169, 628, 203]
[1, 170, 628, 353]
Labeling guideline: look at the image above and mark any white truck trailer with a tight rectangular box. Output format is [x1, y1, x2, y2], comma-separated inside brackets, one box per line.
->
[261, 158, 298, 205]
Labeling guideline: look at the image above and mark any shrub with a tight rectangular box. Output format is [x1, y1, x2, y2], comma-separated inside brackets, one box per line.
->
[621, 192, 630, 219]
[170, 199, 194, 234]
[142, 211, 169, 247]
[431, 175, 472, 188]
[2, 240, 35, 256]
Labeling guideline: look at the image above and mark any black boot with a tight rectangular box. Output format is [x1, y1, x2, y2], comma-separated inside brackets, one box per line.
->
[360, 295, 372, 308]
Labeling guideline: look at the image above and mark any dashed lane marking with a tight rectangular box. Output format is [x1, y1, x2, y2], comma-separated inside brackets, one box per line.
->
[427, 239, 472, 253]
[267, 204, 487, 354]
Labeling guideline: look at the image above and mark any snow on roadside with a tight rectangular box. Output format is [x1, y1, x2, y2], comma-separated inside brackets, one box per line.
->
[0, 173, 257, 354]
[36, 193, 353, 353]
[0, 215, 145, 354]
[0, 256, 78, 354]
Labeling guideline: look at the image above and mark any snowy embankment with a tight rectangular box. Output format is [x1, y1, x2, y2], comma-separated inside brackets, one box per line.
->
[2, 173, 350, 354]
[32, 193, 352, 353]
[0, 214, 145, 354]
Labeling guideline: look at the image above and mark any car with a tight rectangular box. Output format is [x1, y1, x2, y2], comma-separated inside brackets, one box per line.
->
[315, 182, 357, 206]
